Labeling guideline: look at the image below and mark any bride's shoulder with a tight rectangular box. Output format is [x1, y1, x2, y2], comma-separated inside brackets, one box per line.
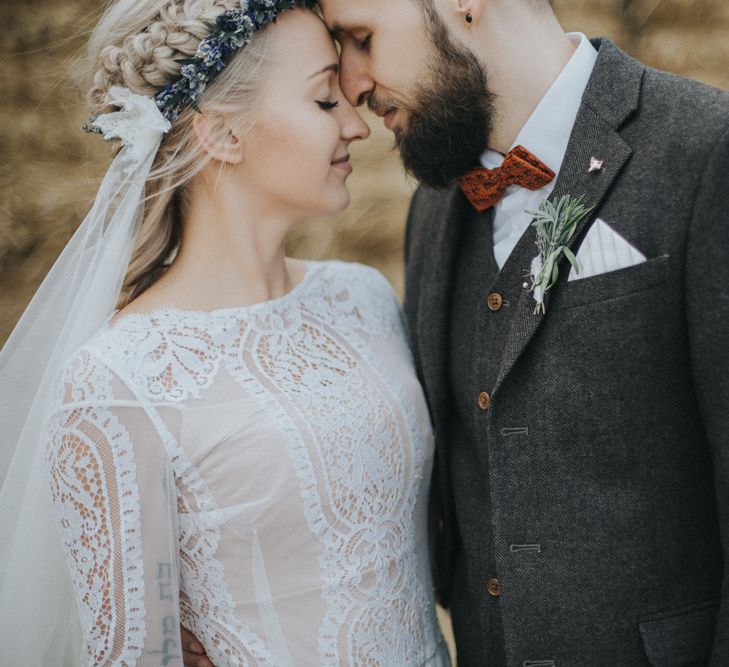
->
[53, 318, 149, 399]
[315, 259, 399, 300]
[57, 308, 224, 405]
[311, 260, 405, 335]
[53, 341, 117, 409]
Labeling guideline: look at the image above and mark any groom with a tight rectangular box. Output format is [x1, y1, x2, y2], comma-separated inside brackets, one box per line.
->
[183, 0, 729, 665]
[320, 0, 729, 665]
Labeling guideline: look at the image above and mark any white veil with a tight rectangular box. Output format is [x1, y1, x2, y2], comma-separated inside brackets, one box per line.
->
[0, 87, 170, 665]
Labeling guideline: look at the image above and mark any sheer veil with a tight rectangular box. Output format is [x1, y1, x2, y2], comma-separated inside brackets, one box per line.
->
[0, 87, 170, 664]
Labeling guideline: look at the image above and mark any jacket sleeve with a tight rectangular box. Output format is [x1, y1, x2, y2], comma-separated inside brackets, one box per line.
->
[403, 186, 456, 609]
[404, 187, 428, 360]
[685, 125, 729, 661]
[404, 186, 427, 267]
[46, 350, 182, 666]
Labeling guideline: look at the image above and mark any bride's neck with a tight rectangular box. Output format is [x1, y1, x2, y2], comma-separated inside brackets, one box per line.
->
[147, 172, 303, 312]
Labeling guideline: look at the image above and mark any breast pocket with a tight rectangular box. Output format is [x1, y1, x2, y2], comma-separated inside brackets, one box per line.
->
[553, 254, 670, 310]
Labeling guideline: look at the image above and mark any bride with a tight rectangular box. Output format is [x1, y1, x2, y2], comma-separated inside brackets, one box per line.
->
[0, 0, 449, 665]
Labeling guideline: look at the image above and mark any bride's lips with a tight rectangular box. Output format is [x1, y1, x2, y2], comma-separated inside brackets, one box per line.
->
[331, 154, 352, 174]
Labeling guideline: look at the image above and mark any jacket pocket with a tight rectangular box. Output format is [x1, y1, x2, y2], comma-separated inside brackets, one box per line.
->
[639, 599, 718, 666]
[553, 253, 669, 310]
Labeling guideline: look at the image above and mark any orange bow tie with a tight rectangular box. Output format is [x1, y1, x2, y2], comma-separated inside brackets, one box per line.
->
[458, 145, 555, 212]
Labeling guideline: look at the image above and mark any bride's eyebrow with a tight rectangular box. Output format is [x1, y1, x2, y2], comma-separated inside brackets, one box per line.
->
[307, 63, 339, 79]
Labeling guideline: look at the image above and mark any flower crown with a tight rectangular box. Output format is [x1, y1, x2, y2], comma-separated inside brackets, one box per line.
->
[86, 0, 315, 133]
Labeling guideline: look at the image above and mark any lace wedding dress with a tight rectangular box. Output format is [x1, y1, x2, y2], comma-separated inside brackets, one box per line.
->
[46, 260, 449, 666]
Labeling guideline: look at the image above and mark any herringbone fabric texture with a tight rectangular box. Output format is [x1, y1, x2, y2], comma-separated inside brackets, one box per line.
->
[458, 145, 555, 212]
[404, 39, 729, 666]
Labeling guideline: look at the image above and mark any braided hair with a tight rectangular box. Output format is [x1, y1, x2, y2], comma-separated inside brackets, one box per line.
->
[84, 0, 280, 307]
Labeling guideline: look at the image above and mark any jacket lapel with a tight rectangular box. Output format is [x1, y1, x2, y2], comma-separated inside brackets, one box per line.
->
[493, 39, 645, 395]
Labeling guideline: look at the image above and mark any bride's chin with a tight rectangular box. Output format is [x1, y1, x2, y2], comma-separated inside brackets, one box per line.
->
[335, 191, 352, 214]
[321, 188, 352, 216]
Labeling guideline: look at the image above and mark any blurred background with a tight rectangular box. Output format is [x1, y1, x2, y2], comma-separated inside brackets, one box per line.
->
[0, 0, 727, 662]
[1, 0, 729, 344]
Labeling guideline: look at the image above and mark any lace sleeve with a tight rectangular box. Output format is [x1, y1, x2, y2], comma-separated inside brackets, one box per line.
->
[46, 349, 182, 666]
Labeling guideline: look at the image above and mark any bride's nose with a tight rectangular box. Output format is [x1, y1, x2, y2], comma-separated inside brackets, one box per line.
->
[340, 99, 371, 142]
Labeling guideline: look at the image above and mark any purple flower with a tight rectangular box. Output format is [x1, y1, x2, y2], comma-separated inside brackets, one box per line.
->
[197, 38, 223, 65]
[145, 1, 315, 124]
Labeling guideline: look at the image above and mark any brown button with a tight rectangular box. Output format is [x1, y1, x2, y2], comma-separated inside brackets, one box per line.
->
[487, 578, 502, 597]
[477, 391, 491, 411]
[487, 292, 504, 311]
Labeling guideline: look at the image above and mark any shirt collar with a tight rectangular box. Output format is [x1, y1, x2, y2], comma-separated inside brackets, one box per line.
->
[480, 33, 598, 181]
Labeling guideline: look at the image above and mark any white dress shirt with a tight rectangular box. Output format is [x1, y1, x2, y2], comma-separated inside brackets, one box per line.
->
[481, 33, 598, 269]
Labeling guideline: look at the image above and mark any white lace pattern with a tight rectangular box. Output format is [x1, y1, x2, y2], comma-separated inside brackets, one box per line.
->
[46, 261, 447, 666]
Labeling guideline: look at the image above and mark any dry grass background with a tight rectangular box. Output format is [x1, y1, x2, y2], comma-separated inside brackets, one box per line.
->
[1, 0, 729, 345]
[0, 0, 727, 661]
[0, 0, 729, 342]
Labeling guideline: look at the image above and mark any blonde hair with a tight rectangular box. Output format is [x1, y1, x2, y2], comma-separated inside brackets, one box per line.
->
[84, 0, 276, 308]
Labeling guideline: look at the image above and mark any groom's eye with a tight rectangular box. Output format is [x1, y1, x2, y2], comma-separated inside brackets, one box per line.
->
[355, 34, 371, 52]
[316, 100, 340, 111]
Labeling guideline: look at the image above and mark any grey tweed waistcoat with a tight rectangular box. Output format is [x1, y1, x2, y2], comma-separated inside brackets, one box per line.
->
[449, 203, 553, 666]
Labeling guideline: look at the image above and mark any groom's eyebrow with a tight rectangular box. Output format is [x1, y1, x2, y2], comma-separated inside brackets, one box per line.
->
[329, 24, 353, 42]
[308, 63, 339, 79]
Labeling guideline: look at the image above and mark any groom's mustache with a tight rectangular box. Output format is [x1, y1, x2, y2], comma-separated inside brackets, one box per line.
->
[367, 94, 404, 119]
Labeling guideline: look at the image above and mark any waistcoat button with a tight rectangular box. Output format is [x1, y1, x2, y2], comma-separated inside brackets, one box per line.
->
[477, 391, 491, 411]
[487, 578, 502, 597]
[487, 292, 504, 311]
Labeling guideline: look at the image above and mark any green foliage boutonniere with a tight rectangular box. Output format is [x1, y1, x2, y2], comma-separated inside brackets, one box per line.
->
[526, 195, 594, 315]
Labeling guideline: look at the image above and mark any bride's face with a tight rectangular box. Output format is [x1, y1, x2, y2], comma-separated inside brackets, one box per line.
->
[237, 10, 370, 219]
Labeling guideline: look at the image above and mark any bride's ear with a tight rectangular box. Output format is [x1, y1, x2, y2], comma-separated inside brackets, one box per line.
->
[192, 112, 244, 164]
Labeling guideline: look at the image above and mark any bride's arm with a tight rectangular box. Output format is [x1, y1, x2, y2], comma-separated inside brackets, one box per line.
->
[46, 350, 183, 666]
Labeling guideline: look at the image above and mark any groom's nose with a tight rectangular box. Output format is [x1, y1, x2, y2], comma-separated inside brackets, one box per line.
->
[339, 46, 375, 107]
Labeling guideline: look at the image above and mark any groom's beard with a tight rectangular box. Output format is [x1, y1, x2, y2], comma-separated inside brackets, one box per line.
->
[391, 18, 495, 189]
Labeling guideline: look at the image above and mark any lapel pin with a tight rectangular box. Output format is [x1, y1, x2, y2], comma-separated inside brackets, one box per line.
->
[588, 157, 604, 173]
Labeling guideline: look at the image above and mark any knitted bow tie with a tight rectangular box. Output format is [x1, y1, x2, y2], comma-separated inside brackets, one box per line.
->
[458, 145, 555, 212]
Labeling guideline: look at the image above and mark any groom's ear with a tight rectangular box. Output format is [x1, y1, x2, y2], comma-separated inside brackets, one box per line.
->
[192, 112, 244, 165]
[455, 0, 486, 25]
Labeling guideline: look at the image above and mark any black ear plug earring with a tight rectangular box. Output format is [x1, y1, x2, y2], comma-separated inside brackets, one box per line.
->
[466, 13, 473, 23]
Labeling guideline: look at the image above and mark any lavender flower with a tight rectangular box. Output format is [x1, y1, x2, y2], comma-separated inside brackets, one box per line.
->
[144, 0, 314, 122]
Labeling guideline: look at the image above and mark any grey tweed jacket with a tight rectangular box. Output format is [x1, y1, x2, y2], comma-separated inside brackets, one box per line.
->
[404, 39, 729, 666]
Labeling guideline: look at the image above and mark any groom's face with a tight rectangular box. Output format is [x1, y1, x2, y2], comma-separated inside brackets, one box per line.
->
[320, 0, 494, 188]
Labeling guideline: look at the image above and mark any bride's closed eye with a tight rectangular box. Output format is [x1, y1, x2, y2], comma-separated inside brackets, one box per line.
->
[316, 100, 340, 110]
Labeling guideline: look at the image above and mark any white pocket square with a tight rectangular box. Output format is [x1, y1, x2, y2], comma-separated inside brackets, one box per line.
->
[567, 218, 646, 282]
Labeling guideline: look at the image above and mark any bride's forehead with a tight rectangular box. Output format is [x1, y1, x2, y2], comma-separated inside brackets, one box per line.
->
[267, 9, 334, 52]
[266, 19, 338, 80]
